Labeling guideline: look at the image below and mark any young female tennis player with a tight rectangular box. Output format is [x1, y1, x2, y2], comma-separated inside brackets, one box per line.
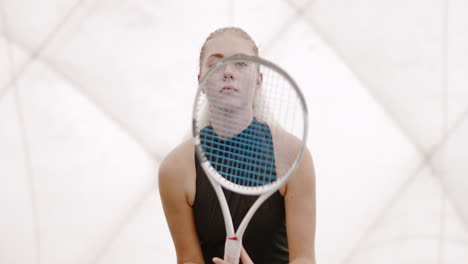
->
[159, 27, 316, 264]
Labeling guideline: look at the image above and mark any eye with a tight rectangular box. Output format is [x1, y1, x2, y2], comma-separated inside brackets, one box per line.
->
[235, 62, 248, 68]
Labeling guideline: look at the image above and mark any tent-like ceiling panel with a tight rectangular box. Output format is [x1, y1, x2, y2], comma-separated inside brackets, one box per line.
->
[13, 59, 156, 264]
[31, 0, 234, 159]
[348, 168, 448, 263]
[0, 35, 31, 100]
[0, 91, 37, 264]
[232, 0, 297, 51]
[0, 0, 466, 263]
[444, 186, 468, 244]
[447, 0, 468, 126]
[438, 118, 468, 228]
[307, 0, 448, 151]
[98, 188, 175, 264]
[0, 35, 10, 90]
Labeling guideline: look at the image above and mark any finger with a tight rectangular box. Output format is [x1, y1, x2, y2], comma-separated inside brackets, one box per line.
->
[212, 257, 227, 264]
[240, 247, 254, 264]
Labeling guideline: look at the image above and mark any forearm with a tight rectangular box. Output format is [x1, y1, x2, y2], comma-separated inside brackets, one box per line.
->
[290, 257, 315, 264]
[178, 254, 204, 264]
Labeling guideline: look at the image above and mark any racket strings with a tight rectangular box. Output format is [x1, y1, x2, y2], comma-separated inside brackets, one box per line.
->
[200, 120, 277, 186]
[255, 66, 301, 177]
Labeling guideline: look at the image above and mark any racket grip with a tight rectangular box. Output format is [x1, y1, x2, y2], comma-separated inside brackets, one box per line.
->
[224, 238, 241, 264]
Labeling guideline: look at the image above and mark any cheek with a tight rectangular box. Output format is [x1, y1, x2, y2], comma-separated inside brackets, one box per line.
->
[205, 77, 222, 97]
[205, 82, 216, 97]
[241, 77, 258, 97]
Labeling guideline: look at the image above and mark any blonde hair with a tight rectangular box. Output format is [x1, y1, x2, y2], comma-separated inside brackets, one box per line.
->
[199, 27, 259, 72]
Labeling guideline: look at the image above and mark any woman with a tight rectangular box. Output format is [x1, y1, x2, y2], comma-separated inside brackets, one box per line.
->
[159, 27, 316, 264]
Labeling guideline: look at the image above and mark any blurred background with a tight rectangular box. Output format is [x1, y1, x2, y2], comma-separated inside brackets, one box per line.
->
[1, 0, 467, 263]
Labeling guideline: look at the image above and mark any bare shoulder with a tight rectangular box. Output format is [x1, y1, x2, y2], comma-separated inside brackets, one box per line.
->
[270, 124, 304, 176]
[271, 126, 302, 154]
[158, 138, 196, 204]
[159, 138, 194, 175]
[268, 124, 311, 195]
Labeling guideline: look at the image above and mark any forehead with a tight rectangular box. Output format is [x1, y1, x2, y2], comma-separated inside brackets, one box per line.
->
[203, 33, 256, 60]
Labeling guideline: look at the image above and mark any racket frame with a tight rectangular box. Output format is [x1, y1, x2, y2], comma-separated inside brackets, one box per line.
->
[193, 55, 308, 195]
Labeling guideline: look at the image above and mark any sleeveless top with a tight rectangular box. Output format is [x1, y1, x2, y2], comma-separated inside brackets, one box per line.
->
[192, 119, 289, 263]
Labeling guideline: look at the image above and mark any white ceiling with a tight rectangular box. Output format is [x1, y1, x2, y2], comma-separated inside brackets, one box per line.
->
[0, 0, 467, 263]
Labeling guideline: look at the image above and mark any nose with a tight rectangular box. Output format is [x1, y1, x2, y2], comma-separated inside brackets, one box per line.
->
[222, 64, 235, 81]
[223, 72, 234, 81]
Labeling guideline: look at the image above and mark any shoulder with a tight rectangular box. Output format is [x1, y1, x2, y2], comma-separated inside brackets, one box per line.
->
[269, 124, 304, 176]
[159, 138, 194, 175]
[158, 138, 196, 203]
[270, 125, 302, 153]
[285, 145, 315, 197]
[268, 123, 311, 195]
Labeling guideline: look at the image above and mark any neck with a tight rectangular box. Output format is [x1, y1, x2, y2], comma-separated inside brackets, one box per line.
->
[209, 106, 254, 139]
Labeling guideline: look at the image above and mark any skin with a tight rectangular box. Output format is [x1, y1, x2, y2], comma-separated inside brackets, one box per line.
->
[204, 59, 259, 138]
[159, 31, 317, 264]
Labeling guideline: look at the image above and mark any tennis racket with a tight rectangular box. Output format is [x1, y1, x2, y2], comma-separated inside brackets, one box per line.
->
[193, 54, 308, 264]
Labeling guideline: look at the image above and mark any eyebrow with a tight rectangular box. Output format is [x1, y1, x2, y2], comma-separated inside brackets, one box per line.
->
[206, 53, 248, 60]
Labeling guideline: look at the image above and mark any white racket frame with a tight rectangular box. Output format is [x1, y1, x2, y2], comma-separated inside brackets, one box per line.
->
[192, 55, 308, 264]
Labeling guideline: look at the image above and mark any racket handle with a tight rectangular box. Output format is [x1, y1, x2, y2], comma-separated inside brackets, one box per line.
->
[224, 238, 241, 264]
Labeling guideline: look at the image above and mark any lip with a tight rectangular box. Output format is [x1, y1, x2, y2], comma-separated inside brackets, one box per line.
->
[220, 86, 239, 93]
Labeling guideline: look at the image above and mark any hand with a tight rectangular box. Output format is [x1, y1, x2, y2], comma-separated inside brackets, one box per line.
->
[212, 247, 254, 264]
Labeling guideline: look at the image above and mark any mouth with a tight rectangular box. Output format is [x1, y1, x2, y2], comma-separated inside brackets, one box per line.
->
[220, 86, 239, 93]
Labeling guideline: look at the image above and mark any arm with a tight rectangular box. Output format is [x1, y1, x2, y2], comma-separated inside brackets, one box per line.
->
[285, 148, 317, 264]
[159, 144, 205, 264]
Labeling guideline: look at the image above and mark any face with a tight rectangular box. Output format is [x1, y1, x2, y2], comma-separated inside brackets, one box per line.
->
[199, 33, 260, 115]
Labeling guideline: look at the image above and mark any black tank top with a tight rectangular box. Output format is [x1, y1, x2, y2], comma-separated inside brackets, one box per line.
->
[193, 119, 289, 263]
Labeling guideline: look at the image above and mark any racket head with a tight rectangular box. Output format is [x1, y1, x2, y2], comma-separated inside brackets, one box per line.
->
[193, 55, 308, 195]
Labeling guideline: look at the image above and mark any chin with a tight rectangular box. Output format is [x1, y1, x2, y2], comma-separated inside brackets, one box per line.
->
[210, 99, 244, 114]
